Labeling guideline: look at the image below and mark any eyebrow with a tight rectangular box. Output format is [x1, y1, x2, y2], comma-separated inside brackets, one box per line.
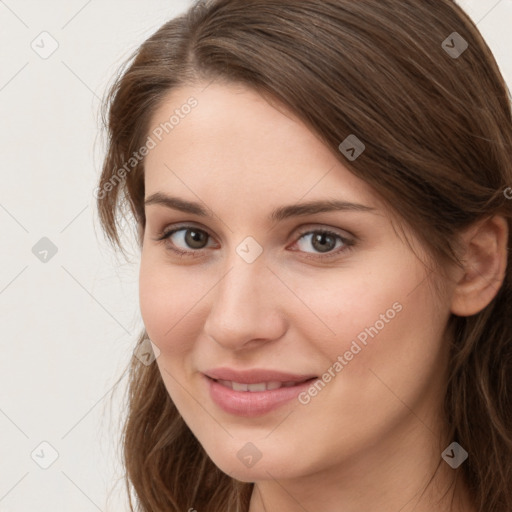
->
[144, 192, 377, 223]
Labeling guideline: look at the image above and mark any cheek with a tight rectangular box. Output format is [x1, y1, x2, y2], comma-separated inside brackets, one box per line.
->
[139, 251, 224, 363]
[309, 275, 447, 418]
[283, 250, 446, 391]
[138, 252, 193, 348]
[280, 254, 425, 357]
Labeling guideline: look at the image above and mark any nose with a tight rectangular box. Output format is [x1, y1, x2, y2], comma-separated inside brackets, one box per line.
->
[203, 256, 287, 352]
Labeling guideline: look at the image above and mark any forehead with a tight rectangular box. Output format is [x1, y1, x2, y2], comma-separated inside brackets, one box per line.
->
[143, 82, 380, 212]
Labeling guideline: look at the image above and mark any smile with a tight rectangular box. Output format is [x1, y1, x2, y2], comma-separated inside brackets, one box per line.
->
[203, 370, 318, 417]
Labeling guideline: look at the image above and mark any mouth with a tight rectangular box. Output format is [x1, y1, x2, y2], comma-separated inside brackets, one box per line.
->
[203, 370, 318, 417]
[212, 378, 315, 392]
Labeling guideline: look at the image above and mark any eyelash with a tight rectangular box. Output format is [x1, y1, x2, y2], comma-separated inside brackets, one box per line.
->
[153, 224, 356, 261]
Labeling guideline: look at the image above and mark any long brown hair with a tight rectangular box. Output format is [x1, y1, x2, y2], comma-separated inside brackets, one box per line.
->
[96, 1, 512, 510]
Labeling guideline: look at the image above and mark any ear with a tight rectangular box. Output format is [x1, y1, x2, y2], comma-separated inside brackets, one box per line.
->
[450, 215, 508, 316]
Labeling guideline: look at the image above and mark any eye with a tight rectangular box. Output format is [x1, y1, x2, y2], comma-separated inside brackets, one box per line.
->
[153, 224, 355, 260]
[291, 228, 355, 259]
[154, 225, 215, 257]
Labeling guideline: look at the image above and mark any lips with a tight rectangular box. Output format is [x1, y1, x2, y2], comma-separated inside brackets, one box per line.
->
[203, 367, 317, 416]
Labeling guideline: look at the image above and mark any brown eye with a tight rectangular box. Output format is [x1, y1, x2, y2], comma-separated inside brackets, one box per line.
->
[157, 226, 213, 254]
[294, 229, 353, 257]
[310, 232, 337, 253]
[183, 228, 209, 249]
[155, 225, 356, 261]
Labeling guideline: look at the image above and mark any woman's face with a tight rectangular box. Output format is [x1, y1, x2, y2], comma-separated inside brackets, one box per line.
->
[139, 81, 455, 482]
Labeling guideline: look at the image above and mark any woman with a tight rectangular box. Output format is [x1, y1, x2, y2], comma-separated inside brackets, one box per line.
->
[96, 0, 512, 510]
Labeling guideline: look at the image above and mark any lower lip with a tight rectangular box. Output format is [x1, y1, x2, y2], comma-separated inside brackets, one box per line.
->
[205, 375, 316, 417]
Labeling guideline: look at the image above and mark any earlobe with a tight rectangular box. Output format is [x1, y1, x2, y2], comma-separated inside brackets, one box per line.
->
[450, 215, 508, 317]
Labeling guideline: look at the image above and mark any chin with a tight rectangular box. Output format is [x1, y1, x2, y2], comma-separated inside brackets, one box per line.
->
[204, 442, 307, 483]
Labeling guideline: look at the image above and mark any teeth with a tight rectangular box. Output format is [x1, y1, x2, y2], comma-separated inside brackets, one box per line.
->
[232, 381, 248, 391]
[247, 382, 266, 392]
[216, 380, 303, 391]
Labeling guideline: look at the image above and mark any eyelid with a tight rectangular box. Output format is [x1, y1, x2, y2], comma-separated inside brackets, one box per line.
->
[152, 221, 212, 243]
[293, 224, 355, 242]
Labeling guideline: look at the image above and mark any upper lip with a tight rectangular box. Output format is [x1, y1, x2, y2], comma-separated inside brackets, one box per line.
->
[204, 367, 317, 384]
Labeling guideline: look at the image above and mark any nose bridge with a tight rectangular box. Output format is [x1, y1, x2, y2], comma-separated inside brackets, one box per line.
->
[204, 249, 283, 349]
[213, 253, 266, 321]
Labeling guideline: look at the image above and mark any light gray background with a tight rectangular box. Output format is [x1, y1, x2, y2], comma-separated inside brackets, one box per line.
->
[0, 1, 510, 510]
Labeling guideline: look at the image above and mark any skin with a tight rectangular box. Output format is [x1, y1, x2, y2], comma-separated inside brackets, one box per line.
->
[138, 81, 507, 512]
